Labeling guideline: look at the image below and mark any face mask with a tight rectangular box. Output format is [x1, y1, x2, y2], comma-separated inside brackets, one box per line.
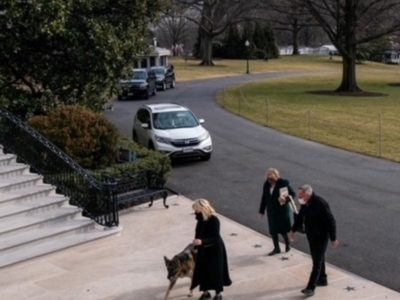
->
[195, 212, 203, 221]
[298, 198, 306, 205]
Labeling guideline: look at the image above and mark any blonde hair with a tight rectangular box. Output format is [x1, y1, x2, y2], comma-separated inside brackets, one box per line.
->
[265, 168, 280, 180]
[192, 199, 215, 221]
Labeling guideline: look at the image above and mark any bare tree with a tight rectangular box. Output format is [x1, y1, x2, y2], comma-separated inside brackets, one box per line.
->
[176, 0, 260, 65]
[155, 5, 194, 54]
[304, 0, 400, 92]
[267, 0, 317, 55]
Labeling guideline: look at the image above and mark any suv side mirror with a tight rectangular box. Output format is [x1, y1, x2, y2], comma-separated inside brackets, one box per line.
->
[199, 119, 205, 124]
[141, 123, 149, 129]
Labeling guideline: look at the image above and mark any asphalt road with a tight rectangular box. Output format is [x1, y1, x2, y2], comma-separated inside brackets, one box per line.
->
[105, 72, 400, 292]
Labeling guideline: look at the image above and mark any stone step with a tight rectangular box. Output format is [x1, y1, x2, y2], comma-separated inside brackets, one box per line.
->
[0, 174, 43, 193]
[0, 206, 82, 237]
[0, 184, 56, 204]
[0, 195, 68, 219]
[0, 217, 95, 252]
[0, 144, 121, 268]
[0, 164, 30, 179]
[0, 225, 121, 268]
[0, 154, 16, 166]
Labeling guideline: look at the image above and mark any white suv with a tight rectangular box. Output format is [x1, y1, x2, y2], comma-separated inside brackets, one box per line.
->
[132, 104, 212, 160]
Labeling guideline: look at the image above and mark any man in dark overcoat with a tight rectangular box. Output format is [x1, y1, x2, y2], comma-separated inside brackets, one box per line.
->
[290, 184, 339, 297]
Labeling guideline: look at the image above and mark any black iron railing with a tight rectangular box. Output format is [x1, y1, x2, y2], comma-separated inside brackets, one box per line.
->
[0, 108, 121, 226]
[0, 108, 172, 227]
[0, 108, 171, 227]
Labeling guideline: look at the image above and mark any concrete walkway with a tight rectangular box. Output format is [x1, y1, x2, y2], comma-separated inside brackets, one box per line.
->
[0, 195, 398, 300]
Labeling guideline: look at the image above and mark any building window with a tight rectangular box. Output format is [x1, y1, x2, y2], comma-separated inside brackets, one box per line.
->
[150, 56, 156, 66]
[141, 59, 148, 68]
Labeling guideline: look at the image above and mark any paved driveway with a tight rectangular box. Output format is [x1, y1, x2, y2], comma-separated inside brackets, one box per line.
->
[105, 72, 400, 292]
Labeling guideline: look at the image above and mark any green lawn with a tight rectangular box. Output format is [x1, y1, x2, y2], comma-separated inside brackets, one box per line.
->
[171, 56, 341, 81]
[215, 58, 400, 162]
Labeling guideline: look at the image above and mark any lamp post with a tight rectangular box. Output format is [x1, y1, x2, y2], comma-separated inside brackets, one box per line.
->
[245, 40, 250, 74]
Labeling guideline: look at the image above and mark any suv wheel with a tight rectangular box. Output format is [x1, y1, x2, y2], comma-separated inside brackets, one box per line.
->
[148, 141, 155, 150]
[132, 130, 138, 142]
[144, 89, 150, 100]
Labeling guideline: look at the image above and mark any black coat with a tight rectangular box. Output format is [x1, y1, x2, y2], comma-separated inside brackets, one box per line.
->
[259, 178, 295, 235]
[191, 215, 232, 292]
[292, 193, 337, 242]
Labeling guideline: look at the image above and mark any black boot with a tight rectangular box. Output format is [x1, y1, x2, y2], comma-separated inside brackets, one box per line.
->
[283, 233, 290, 252]
[268, 234, 281, 255]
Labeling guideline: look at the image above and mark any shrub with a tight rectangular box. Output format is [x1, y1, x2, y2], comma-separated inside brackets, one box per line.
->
[116, 136, 151, 159]
[28, 105, 119, 169]
[92, 137, 171, 183]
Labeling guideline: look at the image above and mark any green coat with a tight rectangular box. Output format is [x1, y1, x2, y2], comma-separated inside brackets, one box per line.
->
[259, 178, 295, 235]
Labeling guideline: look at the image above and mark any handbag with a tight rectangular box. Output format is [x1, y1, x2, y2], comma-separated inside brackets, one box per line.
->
[287, 195, 305, 233]
[286, 195, 298, 214]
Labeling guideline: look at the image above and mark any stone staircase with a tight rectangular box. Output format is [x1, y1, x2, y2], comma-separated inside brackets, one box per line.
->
[0, 145, 120, 268]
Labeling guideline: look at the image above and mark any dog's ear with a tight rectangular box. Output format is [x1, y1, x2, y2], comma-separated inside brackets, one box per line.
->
[164, 256, 170, 265]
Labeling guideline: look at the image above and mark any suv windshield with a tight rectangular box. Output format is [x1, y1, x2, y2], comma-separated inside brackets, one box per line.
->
[153, 111, 199, 130]
[133, 71, 147, 80]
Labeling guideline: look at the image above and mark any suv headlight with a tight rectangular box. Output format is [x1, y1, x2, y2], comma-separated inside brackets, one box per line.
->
[198, 131, 210, 142]
[155, 135, 172, 145]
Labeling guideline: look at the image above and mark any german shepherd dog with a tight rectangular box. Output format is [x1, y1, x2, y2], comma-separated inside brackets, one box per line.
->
[163, 244, 196, 300]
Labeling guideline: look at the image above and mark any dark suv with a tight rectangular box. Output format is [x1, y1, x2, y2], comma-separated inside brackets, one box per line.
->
[150, 65, 176, 91]
[118, 68, 157, 100]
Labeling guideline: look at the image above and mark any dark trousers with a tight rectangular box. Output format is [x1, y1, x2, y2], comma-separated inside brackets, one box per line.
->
[306, 236, 328, 290]
[272, 233, 290, 251]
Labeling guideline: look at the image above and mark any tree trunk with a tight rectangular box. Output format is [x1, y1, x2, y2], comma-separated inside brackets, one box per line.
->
[292, 20, 300, 55]
[336, 54, 360, 92]
[200, 34, 214, 66]
[336, 0, 360, 92]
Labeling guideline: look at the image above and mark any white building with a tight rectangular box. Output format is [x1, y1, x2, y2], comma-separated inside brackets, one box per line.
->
[383, 51, 400, 64]
[318, 44, 338, 55]
[279, 44, 338, 56]
[134, 46, 171, 69]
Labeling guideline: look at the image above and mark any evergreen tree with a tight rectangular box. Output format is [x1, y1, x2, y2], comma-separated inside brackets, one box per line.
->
[193, 27, 202, 59]
[223, 25, 245, 58]
[252, 22, 267, 59]
[263, 24, 279, 59]
[0, 0, 164, 119]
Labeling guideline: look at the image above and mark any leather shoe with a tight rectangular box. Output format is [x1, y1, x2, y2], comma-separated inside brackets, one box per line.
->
[268, 249, 281, 256]
[285, 245, 291, 252]
[199, 292, 212, 300]
[301, 288, 315, 297]
[213, 295, 223, 300]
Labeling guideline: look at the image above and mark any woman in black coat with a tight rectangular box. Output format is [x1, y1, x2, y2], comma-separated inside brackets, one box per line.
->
[191, 199, 232, 300]
[259, 168, 296, 255]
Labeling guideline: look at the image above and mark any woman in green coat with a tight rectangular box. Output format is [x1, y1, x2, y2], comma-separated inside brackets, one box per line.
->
[259, 168, 295, 255]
